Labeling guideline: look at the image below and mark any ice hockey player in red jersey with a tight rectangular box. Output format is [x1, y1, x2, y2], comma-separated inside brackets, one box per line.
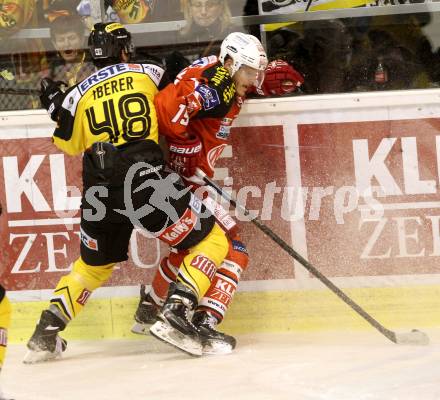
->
[133, 32, 268, 355]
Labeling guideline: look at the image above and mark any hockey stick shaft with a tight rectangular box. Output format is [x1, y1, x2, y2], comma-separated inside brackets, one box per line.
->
[0, 88, 40, 96]
[197, 170, 399, 343]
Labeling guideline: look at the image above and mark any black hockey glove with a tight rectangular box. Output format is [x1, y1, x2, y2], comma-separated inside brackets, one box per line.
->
[40, 78, 66, 121]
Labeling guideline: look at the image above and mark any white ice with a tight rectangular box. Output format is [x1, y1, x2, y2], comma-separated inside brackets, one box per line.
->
[2, 331, 440, 400]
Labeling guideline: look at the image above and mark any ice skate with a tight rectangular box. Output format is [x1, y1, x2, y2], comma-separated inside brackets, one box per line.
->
[150, 283, 202, 357]
[131, 285, 160, 335]
[193, 311, 236, 355]
[23, 310, 67, 364]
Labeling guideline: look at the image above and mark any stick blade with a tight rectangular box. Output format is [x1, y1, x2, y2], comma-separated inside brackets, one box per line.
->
[394, 329, 429, 345]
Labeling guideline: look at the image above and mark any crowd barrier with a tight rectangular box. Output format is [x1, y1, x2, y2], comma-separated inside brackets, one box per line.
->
[2, 89, 440, 342]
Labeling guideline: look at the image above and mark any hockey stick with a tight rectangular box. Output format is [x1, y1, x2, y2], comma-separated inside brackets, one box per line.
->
[196, 169, 429, 345]
[0, 88, 40, 96]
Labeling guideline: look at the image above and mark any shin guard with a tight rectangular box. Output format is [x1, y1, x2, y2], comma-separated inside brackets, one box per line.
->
[176, 223, 228, 300]
[197, 237, 249, 322]
[149, 250, 183, 306]
[49, 257, 115, 323]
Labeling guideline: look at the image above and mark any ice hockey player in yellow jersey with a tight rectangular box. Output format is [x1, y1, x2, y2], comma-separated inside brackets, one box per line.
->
[23, 22, 229, 362]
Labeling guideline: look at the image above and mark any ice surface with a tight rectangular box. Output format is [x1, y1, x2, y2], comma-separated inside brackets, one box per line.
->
[2, 331, 440, 400]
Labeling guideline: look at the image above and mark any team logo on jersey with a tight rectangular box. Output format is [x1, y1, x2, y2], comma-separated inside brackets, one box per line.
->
[217, 119, 233, 139]
[80, 228, 98, 251]
[196, 84, 220, 111]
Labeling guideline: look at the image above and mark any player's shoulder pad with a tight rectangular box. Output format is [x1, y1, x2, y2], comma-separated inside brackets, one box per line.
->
[61, 85, 82, 115]
[141, 63, 166, 88]
[195, 62, 236, 111]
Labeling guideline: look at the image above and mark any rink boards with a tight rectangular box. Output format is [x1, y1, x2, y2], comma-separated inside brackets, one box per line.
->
[2, 89, 440, 342]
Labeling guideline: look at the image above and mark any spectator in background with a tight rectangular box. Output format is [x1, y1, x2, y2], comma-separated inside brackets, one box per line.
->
[0, 0, 41, 111]
[179, 0, 236, 45]
[344, 13, 434, 91]
[346, 29, 431, 91]
[165, 0, 242, 80]
[141, 0, 183, 22]
[46, 14, 95, 86]
[267, 19, 353, 94]
[242, 0, 260, 39]
[299, 19, 353, 94]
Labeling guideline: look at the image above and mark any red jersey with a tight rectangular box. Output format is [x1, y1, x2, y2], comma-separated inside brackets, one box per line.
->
[154, 56, 242, 180]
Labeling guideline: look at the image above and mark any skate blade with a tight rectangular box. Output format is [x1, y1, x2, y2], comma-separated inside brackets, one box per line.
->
[131, 322, 152, 336]
[23, 349, 63, 364]
[202, 340, 234, 355]
[150, 321, 203, 357]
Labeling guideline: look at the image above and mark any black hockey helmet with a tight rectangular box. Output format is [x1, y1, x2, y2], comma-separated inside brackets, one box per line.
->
[88, 22, 134, 66]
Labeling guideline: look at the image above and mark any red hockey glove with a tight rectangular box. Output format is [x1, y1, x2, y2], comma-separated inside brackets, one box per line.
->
[168, 136, 202, 177]
[259, 60, 304, 96]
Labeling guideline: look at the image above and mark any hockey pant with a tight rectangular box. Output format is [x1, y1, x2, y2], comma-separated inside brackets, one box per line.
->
[48, 140, 226, 326]
[50, 222, 227, 325]
[150, 233, 249, 322]
[0, 295, 11, 369]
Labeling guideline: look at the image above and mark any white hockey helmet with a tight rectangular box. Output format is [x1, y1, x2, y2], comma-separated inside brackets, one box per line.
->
[219, 32, 268, 87]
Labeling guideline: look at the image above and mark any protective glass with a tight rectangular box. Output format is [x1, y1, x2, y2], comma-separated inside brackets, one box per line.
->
[190, 0, 222, 9]
[239, 64, 266, 89]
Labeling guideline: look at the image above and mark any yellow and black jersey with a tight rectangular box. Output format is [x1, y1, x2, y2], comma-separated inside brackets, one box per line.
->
[53, 62, 167, 156]
[0, 284, 4, 303]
